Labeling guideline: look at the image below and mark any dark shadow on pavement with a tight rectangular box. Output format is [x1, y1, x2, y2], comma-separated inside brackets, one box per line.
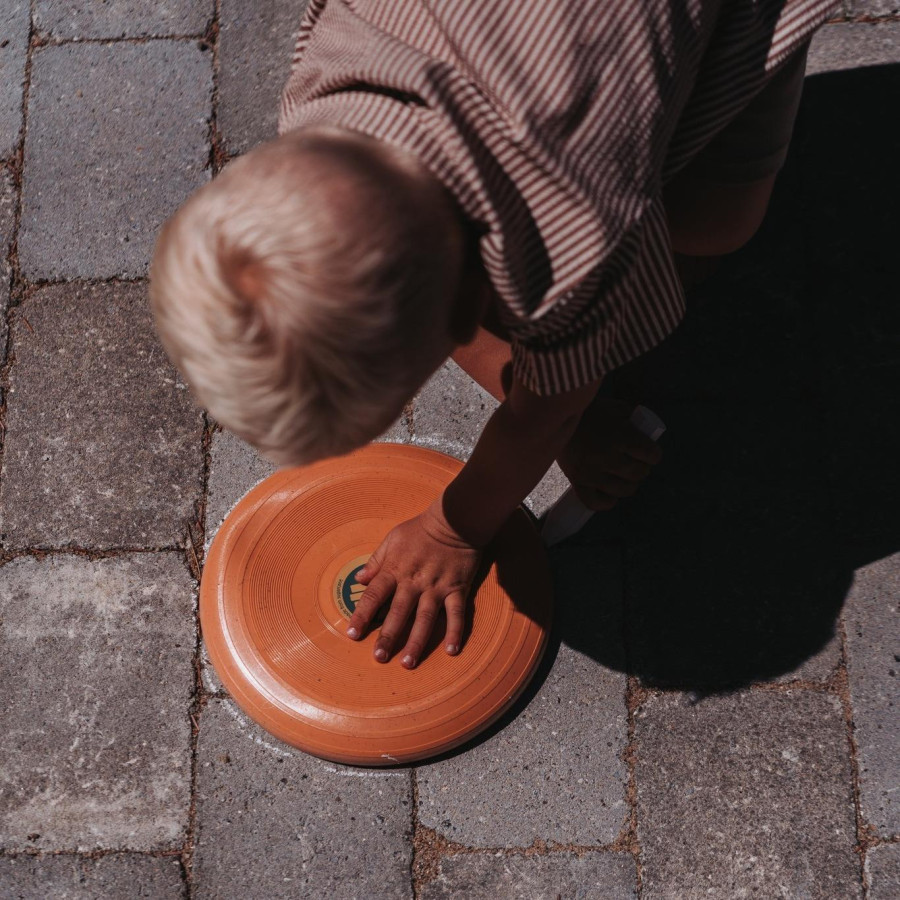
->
[553, 63, 900, 692]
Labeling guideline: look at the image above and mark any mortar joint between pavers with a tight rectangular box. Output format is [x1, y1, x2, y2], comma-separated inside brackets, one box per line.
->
[618, 674, 649, 896]
[0, 546, 187, 565]
[29, 33, 212, 51]
[0, 2, 37, 477]
[206, 0, 228, 176]
[0, 847, 187, 860]
[181, 11, 222, 894]
[827, 13, 900, 24]
[834, 615, 874, 897]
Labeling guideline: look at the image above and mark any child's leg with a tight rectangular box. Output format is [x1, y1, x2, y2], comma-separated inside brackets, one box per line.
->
[451, 326, 513, 402]
[664, 42, 810, 285]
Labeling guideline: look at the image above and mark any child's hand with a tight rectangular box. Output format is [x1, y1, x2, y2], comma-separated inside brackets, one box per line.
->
[345, 500, 481, 668]
[557, 399, 662, 511]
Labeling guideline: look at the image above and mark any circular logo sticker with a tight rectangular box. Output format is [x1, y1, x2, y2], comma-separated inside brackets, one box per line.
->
[333, 555, 370, 619]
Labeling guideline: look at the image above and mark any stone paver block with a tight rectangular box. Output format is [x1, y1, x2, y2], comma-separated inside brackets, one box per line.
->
[636, 691, 860, 899]
[0, 554, 194, 850]
[205, 413, 409, 548]
[866, 844, 900, 900]
[808, 23, 900, 74]
[844, 0, 900, 15]
[219, 0, 303, 155]
[421, 852, 637, 899]
[0, 853, 186, 899]
[34, 0, 212, 39]
[205, 428, 278, 550]
[413, 360, 569, 518]
[623, 400, 843, 689]
[193, 699, 413, 899]
[417, 543, 628, 848]
[0, 2, 28, 160]
[0, 283, 204, 548]
[0, 168, 15, 359]
[20, 42, 211, 279]
[844, 554, 900, 837]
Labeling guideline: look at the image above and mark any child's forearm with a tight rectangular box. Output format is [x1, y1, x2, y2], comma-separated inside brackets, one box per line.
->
[440, 393, 584, 548]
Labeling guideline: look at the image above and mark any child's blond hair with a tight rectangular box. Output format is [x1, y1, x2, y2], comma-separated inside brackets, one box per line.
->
[150, 129, 462, 466]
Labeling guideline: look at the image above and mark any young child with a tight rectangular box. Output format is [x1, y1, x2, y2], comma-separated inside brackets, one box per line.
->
[151, 0, 837, 670]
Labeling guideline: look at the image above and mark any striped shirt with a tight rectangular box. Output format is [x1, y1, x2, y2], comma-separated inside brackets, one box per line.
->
[280, 0, 838, 395]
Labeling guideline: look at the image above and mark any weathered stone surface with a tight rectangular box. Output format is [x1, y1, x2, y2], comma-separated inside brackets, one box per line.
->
[421, 852, 637, 900]
[636, 691, 861, 899]
[193, 699, 414, 899]
[219, 0, 303, 155]
[842, 0, 900, 19]
[808, 23, 900, 74]
[19, 42, 211, 279]
[866, 844, 900, 900]
[33, 0, 212, 39]
[0, 853, 186, 899]
[0, 168, 15, 361]
[205, 414, 409, 548]
[0, 283, 204, 549]
[205, 428, 278, 550]
[417, 543, 628, 848]
[0, 2, 28, 160]
[844, 554, 900, 837]
[413, 360, 569, 518]
[0, 554, 194, 850]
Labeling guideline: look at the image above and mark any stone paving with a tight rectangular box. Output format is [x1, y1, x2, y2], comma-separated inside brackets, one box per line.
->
[0, 3, 898, 899]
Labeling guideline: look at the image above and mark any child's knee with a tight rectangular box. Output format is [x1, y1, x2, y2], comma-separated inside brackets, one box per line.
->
[664, 173, 776, 257]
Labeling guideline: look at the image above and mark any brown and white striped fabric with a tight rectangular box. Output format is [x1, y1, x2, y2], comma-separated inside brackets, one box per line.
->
[280, 0, 838, 396]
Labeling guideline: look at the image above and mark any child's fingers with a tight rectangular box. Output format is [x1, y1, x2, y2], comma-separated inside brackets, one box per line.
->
[398, 592, 442, 669]
[355, 548, 385, 585]
[443, 591, 466, 656]
[346, 570, 396, 640]
[373, 586, 419, 662]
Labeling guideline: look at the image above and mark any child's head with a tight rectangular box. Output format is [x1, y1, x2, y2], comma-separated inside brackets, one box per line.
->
[150, 127, 467, 466]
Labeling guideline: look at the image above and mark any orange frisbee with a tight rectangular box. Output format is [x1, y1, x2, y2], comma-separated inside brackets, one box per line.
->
[200, 442, 553, 766]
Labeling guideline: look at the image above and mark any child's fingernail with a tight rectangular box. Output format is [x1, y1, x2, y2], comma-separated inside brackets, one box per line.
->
[402, 654, 415, 668]
[446, 643, 458, 655]
[374, 648, 388, 662]
[347, 626, 359, 639]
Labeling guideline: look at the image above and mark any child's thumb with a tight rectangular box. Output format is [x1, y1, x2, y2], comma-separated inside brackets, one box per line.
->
[355, 551, 382, 585]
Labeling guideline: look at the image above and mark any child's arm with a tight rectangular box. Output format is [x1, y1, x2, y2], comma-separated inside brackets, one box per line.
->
[346, 377, 600, 668]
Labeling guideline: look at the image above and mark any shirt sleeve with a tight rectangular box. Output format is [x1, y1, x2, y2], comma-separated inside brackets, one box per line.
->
[510, 198, 685, 395]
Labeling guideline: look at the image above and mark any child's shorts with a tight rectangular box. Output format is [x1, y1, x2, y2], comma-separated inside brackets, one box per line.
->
[687, 42, 810, 184]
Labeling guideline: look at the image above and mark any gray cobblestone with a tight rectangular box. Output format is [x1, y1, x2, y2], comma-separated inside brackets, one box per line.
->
[635, 691, 860, 899]
[844, 554, 900, 837]
[417, 544, 628, 848]
[0, 554, 194, 850]
[219, 0, 302, 155]
[193, 698, 413, 900]
[842, 1, 900, 18]
[0, 854, 186, 899]
[420, 852, 637, 899]
[33, 0, 213, 39]
[0, 1, 28, 160]
[0, 282, 204, 549]
[866, 844, 900, 900]
[808, 23, 900, 74]
[19, 41, 211, 279]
